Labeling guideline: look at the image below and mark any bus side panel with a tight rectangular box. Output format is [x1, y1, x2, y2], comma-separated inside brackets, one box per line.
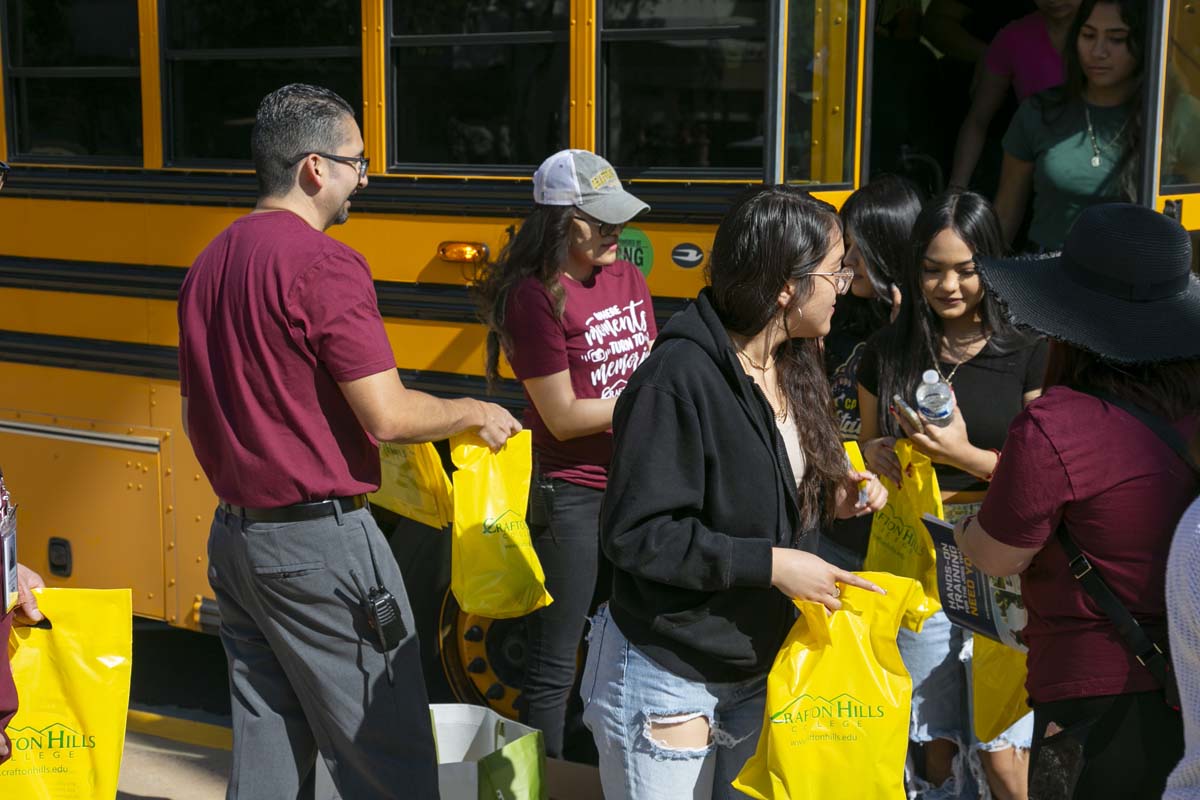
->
[148, 379, 218, 630]
[0, 423, 166, 620]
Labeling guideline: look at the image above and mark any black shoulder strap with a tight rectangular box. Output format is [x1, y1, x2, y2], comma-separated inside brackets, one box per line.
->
[1056, 388, 1185, 705]
[1085, 389, 1200, 479]
[1055, 387, 1192, 708]
[1054, 524, 1179, 708]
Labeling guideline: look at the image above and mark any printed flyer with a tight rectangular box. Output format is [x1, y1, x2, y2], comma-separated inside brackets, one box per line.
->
[923, 514, 1028, 651]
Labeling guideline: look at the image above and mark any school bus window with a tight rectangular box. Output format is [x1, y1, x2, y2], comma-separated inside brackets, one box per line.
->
[600, 0, 768, 173]
[162, 0, 361, 164]
[388, 0, 569, 168]
[785, 0, 859, 185]
[2, 0, 141, 162]
[1160, 3, 1200, 189]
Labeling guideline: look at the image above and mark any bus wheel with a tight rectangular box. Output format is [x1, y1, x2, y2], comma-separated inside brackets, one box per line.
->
[437, 588, 526, 719]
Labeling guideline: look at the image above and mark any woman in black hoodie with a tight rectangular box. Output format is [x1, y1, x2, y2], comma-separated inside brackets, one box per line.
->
[581, 186, 888, 799]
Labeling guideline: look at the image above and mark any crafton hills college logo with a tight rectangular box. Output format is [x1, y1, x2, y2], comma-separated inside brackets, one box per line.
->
[769, 693, 886, 727]
[7, 722, 98, 753]
[481, 509, 527, 537]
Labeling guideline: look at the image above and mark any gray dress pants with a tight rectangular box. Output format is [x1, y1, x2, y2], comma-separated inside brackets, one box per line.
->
[207, 504, 439, 800]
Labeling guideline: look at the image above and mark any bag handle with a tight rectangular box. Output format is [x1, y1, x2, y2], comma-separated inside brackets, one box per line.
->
[797, 600, 834, 647]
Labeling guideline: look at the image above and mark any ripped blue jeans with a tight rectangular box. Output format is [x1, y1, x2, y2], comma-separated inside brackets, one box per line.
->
[899, 610, 1034, 799]
[580, 605, 766, 800]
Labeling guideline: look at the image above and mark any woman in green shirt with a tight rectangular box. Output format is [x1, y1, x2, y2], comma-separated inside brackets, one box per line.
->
[993, 0, 1143, 252]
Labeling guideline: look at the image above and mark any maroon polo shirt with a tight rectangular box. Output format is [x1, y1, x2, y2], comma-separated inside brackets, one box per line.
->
[178, 211, 396, 508]
[979, 387, 1199, 704]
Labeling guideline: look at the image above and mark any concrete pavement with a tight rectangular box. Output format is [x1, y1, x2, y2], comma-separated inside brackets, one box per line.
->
[118, 714, 338, 800]
[117, 730, 230, 800]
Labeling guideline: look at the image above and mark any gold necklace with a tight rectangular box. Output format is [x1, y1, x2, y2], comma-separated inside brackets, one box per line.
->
[736, 351, 788, 420]
[735, 348, 774, 372]
[934, 360, 965, 386]
[928, 335, 987, 386]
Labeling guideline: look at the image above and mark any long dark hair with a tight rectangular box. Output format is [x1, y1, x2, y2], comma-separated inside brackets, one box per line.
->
[1044, 343, 1200, 421]
[1037, 0, 1146, 200]
[472, 204, 576, 386]
[831, 175, 923, 339]
[708, 184, 847, 529]
[870, 191, 1031, 437]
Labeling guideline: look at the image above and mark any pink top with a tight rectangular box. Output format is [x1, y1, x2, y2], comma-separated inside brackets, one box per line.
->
[505, 262, 656, 490]
[984, 12, 1065, 102]
[179, 211, 397, 507]
[978, 387, 1199, 704]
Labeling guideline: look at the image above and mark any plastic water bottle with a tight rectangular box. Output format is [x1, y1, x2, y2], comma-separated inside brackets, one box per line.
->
[915, 369, 955, 427]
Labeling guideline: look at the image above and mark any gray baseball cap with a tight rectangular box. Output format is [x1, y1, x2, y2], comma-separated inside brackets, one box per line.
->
[532, 149, 650, 225]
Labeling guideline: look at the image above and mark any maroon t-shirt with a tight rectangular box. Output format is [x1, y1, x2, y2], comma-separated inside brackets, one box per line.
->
[505, 262, 656, 490]
[979, 387, 1199, 704]
[178, 211, 396, 507]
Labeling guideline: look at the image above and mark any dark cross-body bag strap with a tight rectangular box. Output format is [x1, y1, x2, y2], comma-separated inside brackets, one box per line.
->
[1054, 524, 1179, 707]
[1051, 387, 1193, 708]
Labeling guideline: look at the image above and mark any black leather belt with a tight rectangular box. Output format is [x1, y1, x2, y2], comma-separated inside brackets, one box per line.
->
[218, 494, 368, 523]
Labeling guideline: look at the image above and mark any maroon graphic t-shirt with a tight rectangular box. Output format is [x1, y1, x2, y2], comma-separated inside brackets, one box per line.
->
[505, 261, 656, 490]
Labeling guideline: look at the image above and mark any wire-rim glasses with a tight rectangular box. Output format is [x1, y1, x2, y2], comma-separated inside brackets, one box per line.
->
[810, 269, 856, 295]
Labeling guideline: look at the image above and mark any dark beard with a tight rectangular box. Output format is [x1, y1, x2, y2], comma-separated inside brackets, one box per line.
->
[331, 202, 350, 227]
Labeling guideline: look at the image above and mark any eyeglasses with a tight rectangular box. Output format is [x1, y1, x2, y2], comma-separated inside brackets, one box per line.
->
[289, 151, 369, 181]
[0, 160, 9, 190]
[574, 211, 623, 237]
[811, 269, 856, 295]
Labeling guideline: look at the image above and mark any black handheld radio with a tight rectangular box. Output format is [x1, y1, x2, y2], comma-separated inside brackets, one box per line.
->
[351, 568, 406, 652]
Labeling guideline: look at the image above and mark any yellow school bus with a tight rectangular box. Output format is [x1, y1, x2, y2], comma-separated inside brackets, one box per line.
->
[0, 0, 1195, 716]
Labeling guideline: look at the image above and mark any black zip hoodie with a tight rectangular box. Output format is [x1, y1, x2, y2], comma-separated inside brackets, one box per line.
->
[601, 288, 814, 683]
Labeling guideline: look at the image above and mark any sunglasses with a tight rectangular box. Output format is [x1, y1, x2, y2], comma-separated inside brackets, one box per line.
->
[574, 210, 624, 237]
[289, 151, 369, 180]
[811, 269, 856, 295]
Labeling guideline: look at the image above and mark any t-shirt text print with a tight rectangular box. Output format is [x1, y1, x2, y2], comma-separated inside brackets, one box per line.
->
[582, 299, 652, 398]
[505, 261, 658, 489]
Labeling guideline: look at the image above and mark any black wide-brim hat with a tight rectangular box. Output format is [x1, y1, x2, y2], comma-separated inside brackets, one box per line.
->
[976, 203, 1200, 365]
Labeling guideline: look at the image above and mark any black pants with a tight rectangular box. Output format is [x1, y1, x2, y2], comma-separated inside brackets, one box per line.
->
[520, 475, 611, 760]
[1029, 690, 1183, 800]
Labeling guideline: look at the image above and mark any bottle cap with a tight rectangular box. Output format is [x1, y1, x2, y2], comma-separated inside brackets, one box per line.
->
[922, 369, 940, 384]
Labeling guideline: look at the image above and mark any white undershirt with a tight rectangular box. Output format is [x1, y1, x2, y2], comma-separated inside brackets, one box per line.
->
[775, 413, 807, 489]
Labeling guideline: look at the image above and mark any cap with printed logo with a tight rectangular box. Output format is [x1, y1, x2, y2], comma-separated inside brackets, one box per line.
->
[532, 149, 649, 225]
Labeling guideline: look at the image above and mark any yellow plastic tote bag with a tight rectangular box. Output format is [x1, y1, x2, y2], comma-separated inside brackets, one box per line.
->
[370, 441, 454, 529]
[0, 588, 132, 800]
[972, 636, 1030, 743]
[733, 573, 934, 800]
[863, 440, 944, 607]
[450, 430, 552, 618]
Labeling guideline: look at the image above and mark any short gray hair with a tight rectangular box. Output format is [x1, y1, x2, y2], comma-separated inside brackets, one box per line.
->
[251, 84, 356, 198]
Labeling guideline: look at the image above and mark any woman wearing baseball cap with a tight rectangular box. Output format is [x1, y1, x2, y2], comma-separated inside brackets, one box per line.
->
[954, 203, 1200, 798]
[473, 150, 654, 760]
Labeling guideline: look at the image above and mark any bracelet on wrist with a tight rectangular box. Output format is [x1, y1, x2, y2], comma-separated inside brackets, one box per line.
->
[983, 448, 1001, 482]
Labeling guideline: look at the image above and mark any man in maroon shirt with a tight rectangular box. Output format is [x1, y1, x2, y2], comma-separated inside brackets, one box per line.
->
[177, 84, 520, 800]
